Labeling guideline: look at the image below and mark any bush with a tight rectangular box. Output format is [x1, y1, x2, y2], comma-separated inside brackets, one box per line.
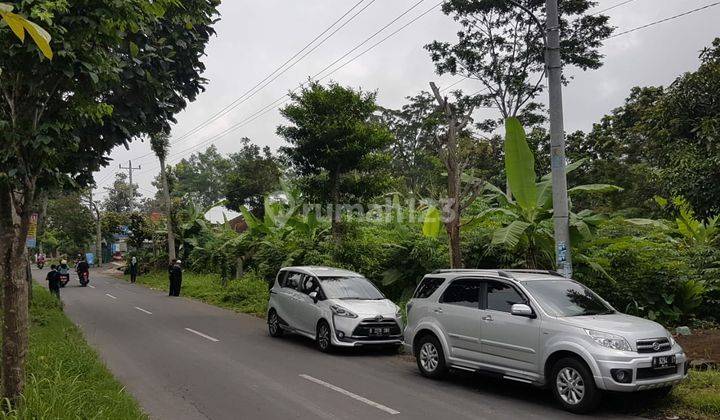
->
[574, 220, 705, 324]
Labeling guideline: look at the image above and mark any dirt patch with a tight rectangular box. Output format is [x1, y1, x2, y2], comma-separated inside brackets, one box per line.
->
[675, 329, 720, 362]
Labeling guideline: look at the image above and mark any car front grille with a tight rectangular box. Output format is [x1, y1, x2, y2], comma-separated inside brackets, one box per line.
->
[636, 337, 671, 353]
[351, 318, 401, 339]
[636, 366, 679, 380]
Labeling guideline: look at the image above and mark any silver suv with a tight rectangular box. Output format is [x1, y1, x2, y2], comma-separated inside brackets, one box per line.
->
[403, 269, 688, 413]
[267, 266, 403, 352]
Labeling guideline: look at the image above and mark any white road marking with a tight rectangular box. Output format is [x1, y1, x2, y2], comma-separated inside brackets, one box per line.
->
[88, 285, 96, 289]
[134, 307, 153, 315]
[105, 293, 117, 299]
[299, 374, 400, 415]
[184, 328, 219, 342]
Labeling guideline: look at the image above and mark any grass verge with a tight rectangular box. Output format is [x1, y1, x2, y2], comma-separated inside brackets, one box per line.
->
[1, 284, 146, 419]
[129, 270, 269, 317]
[655, 369, 720, 420]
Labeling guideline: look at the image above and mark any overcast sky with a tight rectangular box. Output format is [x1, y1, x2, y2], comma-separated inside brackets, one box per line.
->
[92, 0, 720, 201]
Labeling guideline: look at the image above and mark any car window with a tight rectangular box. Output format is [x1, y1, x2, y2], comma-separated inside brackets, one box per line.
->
[319, 276, 384, 300]
[521, 280, 614, 317]
[485, 280, 525, 313]
[275, 271, 287, 288]
[439, 279, 480, 308]
[283, 272, 302, 290]
[300, 276, 320, 295]
[414, 277, 445, 299]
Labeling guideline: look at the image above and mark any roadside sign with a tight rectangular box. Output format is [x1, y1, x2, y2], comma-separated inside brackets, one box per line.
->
[26, 213, 38, 248]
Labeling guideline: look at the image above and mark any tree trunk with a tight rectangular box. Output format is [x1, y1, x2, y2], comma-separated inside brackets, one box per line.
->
[445, 138, 463, 269]
[0, 182, 33, 404]
[36, 192, 48, 254]
[235, 256, 244, 280]
[95, 212, 102, 267]
[159, 158, 176, 262]
[330, 177, 341, 241]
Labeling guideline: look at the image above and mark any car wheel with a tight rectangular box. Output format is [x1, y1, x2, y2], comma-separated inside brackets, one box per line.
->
[415, 334, 447, 379]
[551, 357, 602, 414]
[267, 309, 283, 337]
[316, 320, 332, 353]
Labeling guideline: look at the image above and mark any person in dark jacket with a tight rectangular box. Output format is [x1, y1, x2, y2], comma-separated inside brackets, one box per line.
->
[129, 256, 139, 284]
[46, 264, 60, 298]
[169, 259, 183, 297]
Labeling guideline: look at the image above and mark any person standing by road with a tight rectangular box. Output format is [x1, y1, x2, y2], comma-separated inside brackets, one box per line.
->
[169, 259, 183, 297]
[129, 256, 139, 284]
[46, 264, 60, 299]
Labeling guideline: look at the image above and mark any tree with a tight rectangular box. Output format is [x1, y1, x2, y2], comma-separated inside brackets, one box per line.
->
[278, 81, 393, 238]
[0, 0, 218, 401]
[102, 173, 140, 214]
[426, 0, 613, 129]
[224, 138, 281, 217]
[44, 192, 95, 254]
[173, 145, 231, 207]
[427, 82, 483, 268]
[151, 132, 176, 262]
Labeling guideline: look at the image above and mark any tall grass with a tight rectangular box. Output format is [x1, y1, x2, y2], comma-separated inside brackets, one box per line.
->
[131, 270, 269, 317]
[0, 285, 146, 419]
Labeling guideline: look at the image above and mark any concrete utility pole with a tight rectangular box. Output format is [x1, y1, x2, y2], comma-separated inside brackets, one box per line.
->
[119, 160, 141, 211]
[544, 0, 572, 277]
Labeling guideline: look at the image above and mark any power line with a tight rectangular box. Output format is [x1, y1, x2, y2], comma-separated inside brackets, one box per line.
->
[606, 1, 720, 39]
[591, 0, 638, 16]
[133, 0, 377, 162]
[126, 2, 444, 179]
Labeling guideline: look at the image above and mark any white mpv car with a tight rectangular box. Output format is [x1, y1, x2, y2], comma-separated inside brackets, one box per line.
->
[267, 266, 403, 352]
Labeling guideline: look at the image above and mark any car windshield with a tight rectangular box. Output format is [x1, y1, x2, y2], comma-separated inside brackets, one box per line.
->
[319, 276, 385, 300]
[522, 280, 615, 317]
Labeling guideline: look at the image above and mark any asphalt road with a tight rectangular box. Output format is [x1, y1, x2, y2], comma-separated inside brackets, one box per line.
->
[35, 267, 634, 420]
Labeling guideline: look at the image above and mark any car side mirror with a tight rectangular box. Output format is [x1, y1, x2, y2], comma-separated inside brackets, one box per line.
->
[510, 303, 535, 318]
[309, 291, 318, 303]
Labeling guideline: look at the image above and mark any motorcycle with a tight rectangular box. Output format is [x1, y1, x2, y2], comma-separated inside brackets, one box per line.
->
[58, 273, 70, 287]
[79, 271, 89, 287]
[36, 260, 45, 269]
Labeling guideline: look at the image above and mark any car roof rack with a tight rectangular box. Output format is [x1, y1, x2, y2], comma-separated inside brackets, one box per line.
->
[430, 269, 492, 274]
[499, 269, 564, 278]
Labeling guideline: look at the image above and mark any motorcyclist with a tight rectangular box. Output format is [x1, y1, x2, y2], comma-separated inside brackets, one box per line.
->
[57, 259, 71, 287]
[36, 252, 46, 269]
[76, 255, 90, 285]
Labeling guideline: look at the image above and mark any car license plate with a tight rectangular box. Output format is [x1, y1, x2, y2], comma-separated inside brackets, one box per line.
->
[652, 355, 676, 369]
[369, 327, 390, 336]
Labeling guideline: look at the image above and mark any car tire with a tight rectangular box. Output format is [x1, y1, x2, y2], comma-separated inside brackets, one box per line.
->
[267, 309, 283, 338]
[415, 334, 447, 379]
[551, 357, 602, 414]
[316, 320, 333, 353]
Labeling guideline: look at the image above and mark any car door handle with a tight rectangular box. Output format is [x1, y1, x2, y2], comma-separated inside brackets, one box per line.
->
[433, 308, 443, 314]
[482, 315, 493, 322]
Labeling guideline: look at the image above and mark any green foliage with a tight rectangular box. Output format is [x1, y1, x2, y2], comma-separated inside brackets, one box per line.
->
[224, 138, 281, 216]
[44, 192, 95, 253]
[426, 0, 613, 127]
[278, 81, 394, 234]
[0, 285, 146, 418]
[172, 145, 231, 208]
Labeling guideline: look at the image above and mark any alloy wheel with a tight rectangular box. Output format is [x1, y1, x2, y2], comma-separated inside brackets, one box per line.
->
[556, 367, 585, 405]
[318, 323, 330, 350]
[268, 312, 279, 335]
[419, 342, 439, 372]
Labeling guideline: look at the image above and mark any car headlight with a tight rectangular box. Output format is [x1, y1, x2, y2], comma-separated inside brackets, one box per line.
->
[584, 329, 631, 351]
[666, 330, 676, 347]
[330, 305, 357, 318]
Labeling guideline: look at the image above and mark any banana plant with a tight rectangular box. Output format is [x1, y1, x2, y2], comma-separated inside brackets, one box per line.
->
[477, 117, 621, 268]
